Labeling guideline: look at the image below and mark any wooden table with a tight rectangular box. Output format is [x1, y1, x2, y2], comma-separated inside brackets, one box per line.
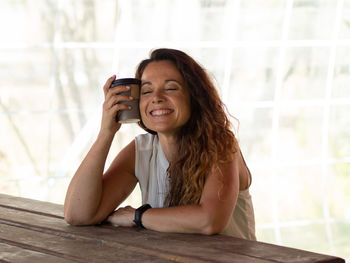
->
[0, 194, 345, 263]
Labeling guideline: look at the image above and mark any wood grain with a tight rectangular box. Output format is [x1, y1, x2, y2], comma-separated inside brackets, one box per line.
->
[0, 194, 345, 263]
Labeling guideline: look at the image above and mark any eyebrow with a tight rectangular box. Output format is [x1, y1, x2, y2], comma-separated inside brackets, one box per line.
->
[141, 79, 182, 87]
[141, 81, 151, 87]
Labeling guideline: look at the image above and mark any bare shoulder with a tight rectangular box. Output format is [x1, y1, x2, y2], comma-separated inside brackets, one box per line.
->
[235, 149, 251, 191]
[207, 148, 250, 192]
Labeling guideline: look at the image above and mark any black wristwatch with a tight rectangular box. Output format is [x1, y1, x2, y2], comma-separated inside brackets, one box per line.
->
[134, 204, 152, 229]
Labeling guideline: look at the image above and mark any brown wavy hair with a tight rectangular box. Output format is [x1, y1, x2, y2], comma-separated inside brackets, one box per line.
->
[135, 48, 238, 206]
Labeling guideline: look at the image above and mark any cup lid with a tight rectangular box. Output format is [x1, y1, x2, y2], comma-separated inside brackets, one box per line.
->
[111, 78, 141, 87]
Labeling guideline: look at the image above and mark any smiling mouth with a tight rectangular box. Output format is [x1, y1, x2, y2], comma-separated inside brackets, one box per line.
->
[150, 109, 174, 116]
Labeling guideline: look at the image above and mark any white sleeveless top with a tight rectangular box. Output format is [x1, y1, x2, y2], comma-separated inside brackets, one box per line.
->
[135, 133, 256, 240]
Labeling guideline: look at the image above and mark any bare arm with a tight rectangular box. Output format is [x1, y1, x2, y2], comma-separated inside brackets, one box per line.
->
[63, 130, 114, 225]
[143, 157, 239, 235]
[107, 151, 242, 235]
[64, 76, 137, 225]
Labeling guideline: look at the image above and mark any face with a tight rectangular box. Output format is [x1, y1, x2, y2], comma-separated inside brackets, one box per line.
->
[139, 60, 191, 137]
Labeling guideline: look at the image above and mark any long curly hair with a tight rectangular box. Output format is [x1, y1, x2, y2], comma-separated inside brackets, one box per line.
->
[135, 48, 238, 206]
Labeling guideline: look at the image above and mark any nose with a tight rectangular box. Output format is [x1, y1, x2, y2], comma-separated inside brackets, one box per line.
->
[151, 89, 165, 104]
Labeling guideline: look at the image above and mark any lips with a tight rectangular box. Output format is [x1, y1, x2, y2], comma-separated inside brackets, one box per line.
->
[150, 108, 174, 116]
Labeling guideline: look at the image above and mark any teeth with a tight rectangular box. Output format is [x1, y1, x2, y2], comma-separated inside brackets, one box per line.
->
[151, 109, 172, 116]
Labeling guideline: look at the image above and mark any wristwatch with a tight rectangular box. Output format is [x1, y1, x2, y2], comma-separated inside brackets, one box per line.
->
[134, 204, 152, 229]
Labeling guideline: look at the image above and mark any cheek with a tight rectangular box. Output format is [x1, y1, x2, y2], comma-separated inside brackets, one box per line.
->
[178, 96, 191, 122]
[184, 105, 191, 122]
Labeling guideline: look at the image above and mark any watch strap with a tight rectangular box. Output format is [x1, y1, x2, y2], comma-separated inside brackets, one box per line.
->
[134, 204, 152, 229]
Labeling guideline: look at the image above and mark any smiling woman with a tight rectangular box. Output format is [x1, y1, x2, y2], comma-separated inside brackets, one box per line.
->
[138, 60, 191, 139]
[1, 0, 349, 260]
[63, 48, 256, 240]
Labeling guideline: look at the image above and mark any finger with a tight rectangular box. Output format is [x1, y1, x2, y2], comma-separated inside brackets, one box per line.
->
[103, 75, 116, 97]
[107, 92, 133, 106]
[105, 85, 131, 101]
[106, 215, 118, 225]
[104, 95, 133, 111]
[102, 105, 131, 125]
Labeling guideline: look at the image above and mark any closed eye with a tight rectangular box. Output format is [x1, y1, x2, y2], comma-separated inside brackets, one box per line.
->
[141, 85, 152, 95]
[165, 82, 180, 91]
[141, 90, 152, 95]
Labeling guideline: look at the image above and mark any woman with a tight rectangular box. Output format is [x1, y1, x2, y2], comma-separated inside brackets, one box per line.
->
[64, 48, 256, 240]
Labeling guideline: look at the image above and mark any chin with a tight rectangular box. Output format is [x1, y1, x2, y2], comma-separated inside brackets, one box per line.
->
[146, 125, 177, 135]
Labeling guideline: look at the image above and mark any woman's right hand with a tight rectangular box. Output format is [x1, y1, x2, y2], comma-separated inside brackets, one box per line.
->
[100, 75, 133, 135]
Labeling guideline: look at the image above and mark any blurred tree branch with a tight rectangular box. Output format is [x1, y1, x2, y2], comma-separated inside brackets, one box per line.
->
[0, 101, 41, 177]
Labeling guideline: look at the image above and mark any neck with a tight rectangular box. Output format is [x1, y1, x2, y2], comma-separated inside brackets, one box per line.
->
[157, 132, 178, 163]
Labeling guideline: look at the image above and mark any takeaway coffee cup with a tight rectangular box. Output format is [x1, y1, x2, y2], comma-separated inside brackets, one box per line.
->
[110, 78, 141, 123]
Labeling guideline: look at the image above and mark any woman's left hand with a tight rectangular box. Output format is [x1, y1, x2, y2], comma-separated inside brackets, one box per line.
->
[106, 206, 135, 227]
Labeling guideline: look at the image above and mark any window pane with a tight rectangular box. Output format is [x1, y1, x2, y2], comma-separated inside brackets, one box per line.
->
[237, 0, 286, 40]
[276, 165, 324, 221]
[339, 0, 350, 39]
[250, 164, 275, 224]
[53, 48, 111, 110]
[234, 107, 273, 164]
[289, 0, 338, 40]
[49, 111, 98, 178]
[281, 47, 329, 100]
[199, 0, 229, 41]
[332, 47, 350, 98]
[229, 47, 279, 103]
[60, 0, 119, 42]
[187, 48, 227, 90]
[0, 1, 56, 44]
[0, 49, 52, 111]
[116, 0, 202, 42]
[277, 106, 323, 162]
[329, 105, 350, 158]
[281, 225, 330, 255]
[114, 48, 152, 77]
[328, 163, 350, 220]
[331, 222, 350, 260]
[0, 113, 49, 180]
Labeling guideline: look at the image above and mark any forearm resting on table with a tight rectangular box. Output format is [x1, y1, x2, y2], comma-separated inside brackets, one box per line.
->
[141, 204, 231, 235]
[64, 132, 114, 225]
[140, 161, 238, 235]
